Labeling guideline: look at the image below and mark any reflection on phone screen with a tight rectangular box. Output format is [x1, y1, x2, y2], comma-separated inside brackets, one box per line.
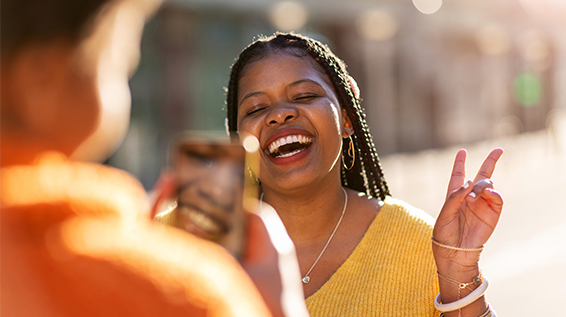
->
[174, 143, 245, 242]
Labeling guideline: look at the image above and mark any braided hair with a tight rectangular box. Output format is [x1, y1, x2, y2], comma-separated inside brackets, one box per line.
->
[226, 32, 390, 201]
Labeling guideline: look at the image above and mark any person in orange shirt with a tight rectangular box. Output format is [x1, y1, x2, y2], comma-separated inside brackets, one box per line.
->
[0, 1, 307, 316]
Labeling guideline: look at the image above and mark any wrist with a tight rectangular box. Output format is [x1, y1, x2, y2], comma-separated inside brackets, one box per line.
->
[433, 246, 482, 275]
[431, 237, 483, 269]
[435, 260, 480, 278]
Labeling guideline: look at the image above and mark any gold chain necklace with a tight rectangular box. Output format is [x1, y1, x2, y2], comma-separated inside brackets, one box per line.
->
[260, 187, 348, 284]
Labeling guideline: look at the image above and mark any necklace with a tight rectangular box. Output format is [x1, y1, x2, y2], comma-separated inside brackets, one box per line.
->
[260, 187, 348, 284]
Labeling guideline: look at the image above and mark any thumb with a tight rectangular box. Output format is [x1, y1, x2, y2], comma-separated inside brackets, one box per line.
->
[243, 211, 278, 264]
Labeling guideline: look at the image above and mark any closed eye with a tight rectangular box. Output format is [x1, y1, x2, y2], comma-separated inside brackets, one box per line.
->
[246, 106, 267, 116]
[293, 94, 317, 102]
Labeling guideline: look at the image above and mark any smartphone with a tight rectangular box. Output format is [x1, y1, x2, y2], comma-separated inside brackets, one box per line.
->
[161, 131, 249, 259]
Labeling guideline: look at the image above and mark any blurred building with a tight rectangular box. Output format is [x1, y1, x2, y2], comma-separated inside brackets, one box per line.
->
[108, 0, 566, 188]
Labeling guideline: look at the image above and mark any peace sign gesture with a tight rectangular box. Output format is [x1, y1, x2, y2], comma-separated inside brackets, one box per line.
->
[433, 148, 504, 268]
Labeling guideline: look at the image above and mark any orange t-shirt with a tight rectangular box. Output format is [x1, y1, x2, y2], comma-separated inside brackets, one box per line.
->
[1, 152, 271, 317]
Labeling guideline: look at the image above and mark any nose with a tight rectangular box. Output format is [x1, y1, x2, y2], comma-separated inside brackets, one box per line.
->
[197, 161, 239, 212]
[265, 103, 299, 126]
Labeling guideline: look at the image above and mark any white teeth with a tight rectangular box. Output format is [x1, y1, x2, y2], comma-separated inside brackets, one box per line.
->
[180, 206, 222, 234]
[278, 149, 302, 158]
[267, 134, 313, 155]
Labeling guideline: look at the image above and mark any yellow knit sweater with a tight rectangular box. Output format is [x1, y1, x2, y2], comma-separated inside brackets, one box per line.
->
[305, 198, 440, 316]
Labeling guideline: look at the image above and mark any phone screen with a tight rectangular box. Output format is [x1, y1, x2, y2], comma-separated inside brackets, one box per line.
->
[168, 134, 247, 258]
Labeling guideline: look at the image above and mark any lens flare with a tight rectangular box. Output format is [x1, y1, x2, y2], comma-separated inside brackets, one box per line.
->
[357, 9, 398, 42]
[412, 0, 442, 15]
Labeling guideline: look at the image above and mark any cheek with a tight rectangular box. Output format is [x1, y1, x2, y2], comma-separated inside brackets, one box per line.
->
[236, 116, 261, 138]
[311, 99, 342, 136]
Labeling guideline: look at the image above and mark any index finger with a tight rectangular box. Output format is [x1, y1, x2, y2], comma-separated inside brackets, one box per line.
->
[473, 148, 504, 183]
[446, 149, 467, 199]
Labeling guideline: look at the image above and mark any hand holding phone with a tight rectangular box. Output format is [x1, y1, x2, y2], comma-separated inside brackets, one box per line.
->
[150, 133, 309, 317]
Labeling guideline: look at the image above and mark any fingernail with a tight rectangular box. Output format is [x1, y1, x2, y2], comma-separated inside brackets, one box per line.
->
[463, 181, 470, 189]
[468, 192, 476, 198]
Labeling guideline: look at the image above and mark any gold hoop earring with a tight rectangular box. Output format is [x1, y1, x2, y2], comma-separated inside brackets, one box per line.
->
[342, 135, 355, 171]
[246, 165, 260, 185]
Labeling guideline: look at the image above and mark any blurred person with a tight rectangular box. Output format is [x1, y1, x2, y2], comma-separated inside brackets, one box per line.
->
[225, 33, 504, 317]
[0, 1, 308, 316]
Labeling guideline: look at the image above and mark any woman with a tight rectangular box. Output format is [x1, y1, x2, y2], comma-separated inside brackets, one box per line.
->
[226, 32, 503, 317]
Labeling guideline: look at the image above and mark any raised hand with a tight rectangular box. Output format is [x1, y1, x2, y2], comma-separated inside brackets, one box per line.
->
[433, 148, 504, 268]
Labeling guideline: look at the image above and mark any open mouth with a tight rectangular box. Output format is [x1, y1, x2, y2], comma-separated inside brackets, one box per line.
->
[267, 134, 313, 158]
[177, 204, 229, 237]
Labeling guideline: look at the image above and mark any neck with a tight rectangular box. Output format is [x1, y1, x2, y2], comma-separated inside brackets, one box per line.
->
[261, 179, 347, 247]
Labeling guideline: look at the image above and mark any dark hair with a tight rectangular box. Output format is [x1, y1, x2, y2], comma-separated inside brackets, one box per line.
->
[226, 32, 390, 201]
[1, 0, 111, 53]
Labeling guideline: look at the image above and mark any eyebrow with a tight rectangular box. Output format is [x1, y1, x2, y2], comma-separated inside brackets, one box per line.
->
[239, 79, 325, 106]
[239, 91, 266, 106]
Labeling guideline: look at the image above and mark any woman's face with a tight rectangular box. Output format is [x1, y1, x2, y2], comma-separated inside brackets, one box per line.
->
[236, 53, 352, 193]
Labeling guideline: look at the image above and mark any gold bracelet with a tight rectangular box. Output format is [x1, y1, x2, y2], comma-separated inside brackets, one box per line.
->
[436, 271, 484, 317]
[432, 237, 484, 252]
[437, 271, 483, 292]
[439, 304, 492, 317]
[478, 304, 493, 317]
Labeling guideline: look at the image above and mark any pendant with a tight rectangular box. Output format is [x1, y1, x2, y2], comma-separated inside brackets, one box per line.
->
[302, 276, 310, 284]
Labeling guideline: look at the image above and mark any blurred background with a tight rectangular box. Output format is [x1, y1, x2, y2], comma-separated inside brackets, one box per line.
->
[107, 0, 566, 315]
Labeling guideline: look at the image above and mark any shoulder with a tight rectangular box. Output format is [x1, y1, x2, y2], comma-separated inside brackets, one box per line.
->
[1, 152, 149, 223]
[363, 197, 436, 259]
[378, 197, 435, 235]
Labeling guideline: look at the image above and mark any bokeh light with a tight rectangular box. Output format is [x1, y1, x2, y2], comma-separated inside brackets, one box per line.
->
[475, 24, 510, 56]
[357, 9, 397, 42]
[268, 1, 309, 32]
[497, 116, 524, 139]
[242, 135, 260, 153]
[522, 30, 552, 71]
[412, 0, 442, 15]
[513, 72, 542, 107]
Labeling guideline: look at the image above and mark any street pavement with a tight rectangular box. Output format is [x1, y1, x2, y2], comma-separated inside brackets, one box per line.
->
[380, 112, 566, 316]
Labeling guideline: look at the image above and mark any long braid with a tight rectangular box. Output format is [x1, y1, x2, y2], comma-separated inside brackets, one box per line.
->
[226, 32, 390, 201]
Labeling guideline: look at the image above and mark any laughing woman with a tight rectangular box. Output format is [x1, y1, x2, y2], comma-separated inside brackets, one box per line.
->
[226, 33, 503, 317]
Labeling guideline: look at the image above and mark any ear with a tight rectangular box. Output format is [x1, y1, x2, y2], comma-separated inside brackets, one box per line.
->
[341, 108, 354, 138]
